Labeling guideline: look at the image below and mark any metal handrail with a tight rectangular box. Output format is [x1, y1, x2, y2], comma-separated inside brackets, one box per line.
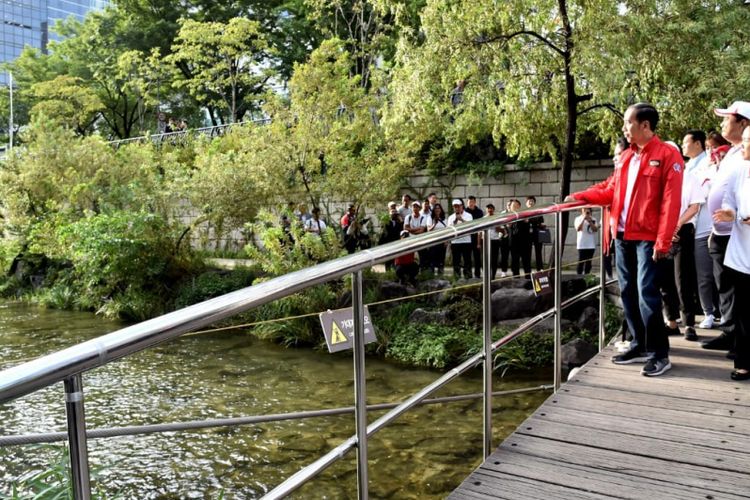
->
[0, 201, 587, 403]
[108, 118, 271, 148]
[263, 275, 616, 499]
[0, 200, 606, 500]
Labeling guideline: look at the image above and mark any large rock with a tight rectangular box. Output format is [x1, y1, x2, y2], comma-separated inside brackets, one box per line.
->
[420, 279, 452, 303]
[561, 338, 598, 368]
[490, 287, 553, 322]
[378, 280, 414, 299]
[408, 307, 450, 325]
[577, 306, 600, 335]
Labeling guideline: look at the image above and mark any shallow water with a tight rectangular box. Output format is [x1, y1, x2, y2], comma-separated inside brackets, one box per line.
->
[0, 302, 550, 498]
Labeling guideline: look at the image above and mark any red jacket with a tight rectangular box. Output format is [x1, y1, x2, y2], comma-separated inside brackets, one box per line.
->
[572, 136, 683, 254]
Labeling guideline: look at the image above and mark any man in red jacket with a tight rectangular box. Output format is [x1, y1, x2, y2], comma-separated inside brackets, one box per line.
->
[567, 103, 683, 376]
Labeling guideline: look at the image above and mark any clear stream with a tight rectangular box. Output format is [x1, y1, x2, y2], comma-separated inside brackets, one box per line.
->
[0, 302, 549, 499]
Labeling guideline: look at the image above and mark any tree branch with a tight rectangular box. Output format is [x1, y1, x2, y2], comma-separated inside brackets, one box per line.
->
[577, 103, 623, 118]
[474, 30, 565, 57]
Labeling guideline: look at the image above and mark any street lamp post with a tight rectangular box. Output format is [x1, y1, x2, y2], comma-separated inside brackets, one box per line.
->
[9, 71, 13, 151]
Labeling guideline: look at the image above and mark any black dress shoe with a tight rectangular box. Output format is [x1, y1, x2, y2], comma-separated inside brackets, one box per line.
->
[665, 325, 681, 336]
[684, 327, 698, 341]
[701, 334, 734, 350]
[731, 370, 750, 381]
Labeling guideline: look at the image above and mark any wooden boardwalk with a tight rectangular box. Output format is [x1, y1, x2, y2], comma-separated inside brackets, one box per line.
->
[450, 328, 750, 500]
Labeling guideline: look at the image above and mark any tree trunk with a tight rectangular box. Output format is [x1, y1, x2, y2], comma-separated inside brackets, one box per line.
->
[558, 0, 576, 259]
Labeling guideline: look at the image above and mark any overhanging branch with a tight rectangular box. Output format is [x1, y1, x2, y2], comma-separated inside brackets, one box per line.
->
[474, 30, 565, 57]
[577, 103, 623, 118]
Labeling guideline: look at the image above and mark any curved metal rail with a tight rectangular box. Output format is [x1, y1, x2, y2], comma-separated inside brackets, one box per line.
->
[0, 201, 614, 500]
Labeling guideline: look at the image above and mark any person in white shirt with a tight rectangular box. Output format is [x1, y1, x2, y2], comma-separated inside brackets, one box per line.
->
[398, 194, 412, 220]
[574, 208, 598, 274]
[687, 132, 722, 328]
[403, 201, 431, 235]
[702, 102, 750, 352]
[447, 199, 474, 279]
[304, 208, 327, 236]
[713, 124, 750, 380]
[485, 203, 503, 279]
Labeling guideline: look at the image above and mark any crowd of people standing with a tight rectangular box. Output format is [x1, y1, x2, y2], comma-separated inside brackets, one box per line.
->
[377, 193, 548, 283]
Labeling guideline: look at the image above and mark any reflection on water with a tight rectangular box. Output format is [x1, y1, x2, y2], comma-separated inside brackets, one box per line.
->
[0, 302, 550, 498]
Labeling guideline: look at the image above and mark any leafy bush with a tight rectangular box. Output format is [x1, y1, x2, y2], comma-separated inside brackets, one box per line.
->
[173, 268, 258, 309]
[247, 283, 339, 347]
[37, 211, 195, 319]
[386, 323, 483, 369]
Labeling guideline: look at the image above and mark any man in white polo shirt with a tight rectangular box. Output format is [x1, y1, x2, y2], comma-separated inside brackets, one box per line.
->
[447, 199, 474, 279]
[702, 101, 750, 352]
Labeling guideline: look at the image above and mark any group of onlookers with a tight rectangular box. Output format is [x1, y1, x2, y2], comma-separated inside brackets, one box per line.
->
[379, 193, 548, 284]
[568, 101, 750, 381]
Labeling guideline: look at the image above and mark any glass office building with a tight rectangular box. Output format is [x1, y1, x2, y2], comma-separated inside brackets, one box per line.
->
[1, 0, 109, 83]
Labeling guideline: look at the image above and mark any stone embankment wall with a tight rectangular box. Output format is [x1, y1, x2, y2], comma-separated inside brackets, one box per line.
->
[186, 158, 615, 263]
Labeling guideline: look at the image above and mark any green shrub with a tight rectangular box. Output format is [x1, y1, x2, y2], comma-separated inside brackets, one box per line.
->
[386, 323, 483, 369]
[173, 268, 258, 309]
[247, 283, 339, 347]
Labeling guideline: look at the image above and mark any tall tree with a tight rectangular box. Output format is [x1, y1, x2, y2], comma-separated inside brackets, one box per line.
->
[167, 18, 273, 124]
[385, 0, 750, 200]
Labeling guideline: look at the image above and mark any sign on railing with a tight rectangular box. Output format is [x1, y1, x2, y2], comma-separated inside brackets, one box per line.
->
[319, 307, 377, 353]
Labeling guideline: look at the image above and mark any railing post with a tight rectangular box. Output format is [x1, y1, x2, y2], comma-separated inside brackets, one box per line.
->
[482, 229, 493, 458]
[351, 270, 368, 499]
[553, 211, 563, 392]
[64, 374, 91, 500]
[598, 206, 607, 351]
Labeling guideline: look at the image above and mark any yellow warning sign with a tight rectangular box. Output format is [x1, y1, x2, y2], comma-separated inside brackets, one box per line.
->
[331, 322, 348, 344]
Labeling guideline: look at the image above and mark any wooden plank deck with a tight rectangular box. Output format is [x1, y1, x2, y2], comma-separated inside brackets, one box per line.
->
[450, 328, 750, 500]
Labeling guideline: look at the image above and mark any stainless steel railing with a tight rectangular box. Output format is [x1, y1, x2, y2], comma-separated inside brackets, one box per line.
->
[0, 201, 613, 499]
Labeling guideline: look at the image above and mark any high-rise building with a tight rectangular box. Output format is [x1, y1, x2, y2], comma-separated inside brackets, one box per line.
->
[1, 0, 109, 83]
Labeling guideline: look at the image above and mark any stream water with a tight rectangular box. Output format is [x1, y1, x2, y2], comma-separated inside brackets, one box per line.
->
[0, 301, 550, 499]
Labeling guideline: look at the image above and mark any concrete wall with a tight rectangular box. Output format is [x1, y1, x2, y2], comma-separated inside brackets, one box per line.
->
[183, 158, 615, 260]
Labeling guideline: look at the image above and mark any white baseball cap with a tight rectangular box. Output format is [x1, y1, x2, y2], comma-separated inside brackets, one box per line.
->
[714, 101, 750, 120]
[451, 199, 463, 205]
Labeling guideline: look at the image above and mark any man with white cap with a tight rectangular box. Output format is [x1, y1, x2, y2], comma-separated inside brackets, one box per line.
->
[701, 101, 750, 352]
[447, 198, 474, 279]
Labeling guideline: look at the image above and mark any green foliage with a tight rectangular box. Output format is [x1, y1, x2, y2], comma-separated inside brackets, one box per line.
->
[248, 284, 339, 347]
[8, 444, 116, 499]
[41, 211, 190, 319]
[173, 268, 258, 309]
[386, 322, 482, 368]
[167, 17, 273, 123]
[245, 210, 344, 275]
[29, 76, 103, 135]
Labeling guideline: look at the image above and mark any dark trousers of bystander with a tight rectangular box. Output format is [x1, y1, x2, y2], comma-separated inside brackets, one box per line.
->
[709, 234, 735, 333]
[430, 244, 447, 275]
[615, 234, 669, 359]
[418, 249, 431, 272]
[511, 236, 532, 277]
[500, 238, 510, 273]
[451, 243, 472, 279]
[731, 268, 750, 371]
[577, 248, 595, 274]
[673, 223, 698, 327]
[489, 240, 500, 279]
[470, 235, 481, 278]
[396, 262, 419, 285]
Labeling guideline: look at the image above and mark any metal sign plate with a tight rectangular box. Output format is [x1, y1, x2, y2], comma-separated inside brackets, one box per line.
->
[531, 270, 553, 297]
[319, 306, 377, 353]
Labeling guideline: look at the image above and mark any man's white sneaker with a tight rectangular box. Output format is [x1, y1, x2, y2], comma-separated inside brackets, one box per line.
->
[699, 315, 715, 329]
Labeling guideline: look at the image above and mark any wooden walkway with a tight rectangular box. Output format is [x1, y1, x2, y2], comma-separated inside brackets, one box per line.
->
[450, 328, 750, 500]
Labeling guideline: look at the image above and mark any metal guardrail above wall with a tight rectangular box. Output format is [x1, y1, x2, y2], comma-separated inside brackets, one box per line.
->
[107, 118, 271, 148]
[0, 201, 613, 500]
